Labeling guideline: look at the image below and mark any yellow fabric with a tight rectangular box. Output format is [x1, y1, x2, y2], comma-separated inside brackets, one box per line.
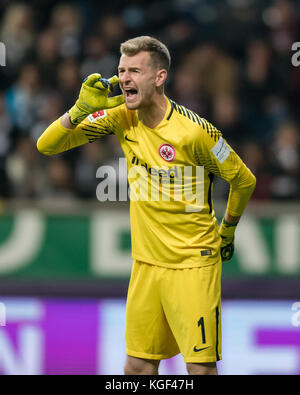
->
[37, 118, 89, 155]
[218, 221, 236, 247]
[126, 260, 222, 362]
[68, 73, 124, 124]
[37, 97, 256, 268]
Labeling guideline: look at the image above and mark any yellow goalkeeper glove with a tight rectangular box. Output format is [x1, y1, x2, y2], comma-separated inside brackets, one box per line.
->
[68, 73, 124, 125]
[218, 219, 237, 262]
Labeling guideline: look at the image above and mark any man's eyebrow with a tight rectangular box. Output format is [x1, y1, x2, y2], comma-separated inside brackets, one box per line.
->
[118, 66, 141, 71]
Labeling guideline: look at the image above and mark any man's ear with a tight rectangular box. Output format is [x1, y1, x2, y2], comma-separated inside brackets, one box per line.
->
[155, 69, 167, 88]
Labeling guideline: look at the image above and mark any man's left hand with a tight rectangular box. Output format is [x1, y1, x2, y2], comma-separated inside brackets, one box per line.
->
[219, 219, 237, 262]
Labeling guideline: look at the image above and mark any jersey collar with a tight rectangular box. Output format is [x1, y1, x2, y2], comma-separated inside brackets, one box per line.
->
[136, 96, 173, 131]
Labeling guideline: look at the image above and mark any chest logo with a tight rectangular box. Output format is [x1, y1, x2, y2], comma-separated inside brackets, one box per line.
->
[125, 135, 138, 143]
[158, 144, 176, 162]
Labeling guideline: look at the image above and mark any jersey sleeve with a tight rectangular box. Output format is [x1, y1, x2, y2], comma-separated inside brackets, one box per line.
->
[193, 119, 256, 217]
[37, 105, 124, 156]
[193, 119, 242, 182]
[80, 106, 124, 143]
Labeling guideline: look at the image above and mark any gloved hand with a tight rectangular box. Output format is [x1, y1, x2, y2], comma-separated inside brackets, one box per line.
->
[68, 73, 124, 125]
[218, 219, 237, 262]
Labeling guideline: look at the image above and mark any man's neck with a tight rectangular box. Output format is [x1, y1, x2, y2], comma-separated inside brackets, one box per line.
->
[137, 94, 167, 129]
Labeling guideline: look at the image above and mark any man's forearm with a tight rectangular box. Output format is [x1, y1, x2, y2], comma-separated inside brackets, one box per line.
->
[37, 115, 88, 155]
[61, 112, 77, 129]
[223, 213, 240, 226]
[225, 165, 256, 221]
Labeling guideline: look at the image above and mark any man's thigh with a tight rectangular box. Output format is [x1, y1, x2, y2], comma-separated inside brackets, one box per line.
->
[125, 260, 180, 360]
[161, 261, 222, 364]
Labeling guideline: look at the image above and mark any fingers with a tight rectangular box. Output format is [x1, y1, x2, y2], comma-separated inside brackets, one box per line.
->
[81, 73, 123, 108]
[83, 74, 120, 92]
[221, 243, 234, 262]
[106, 94, 125, 108]
[96, 78, 114, 92]
[83, 73, 102, 87]
[95, 75, 120, 91]
[108, 75, 120, 87]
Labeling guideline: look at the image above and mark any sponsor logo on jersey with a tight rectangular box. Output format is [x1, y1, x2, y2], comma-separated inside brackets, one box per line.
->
[131, 156, 179, 180]
[159, 144, 176, 162]
[88, 109, 107, 123]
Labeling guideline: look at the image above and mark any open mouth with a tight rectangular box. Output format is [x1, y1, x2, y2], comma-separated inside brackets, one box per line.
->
[124, 88, 138, 100]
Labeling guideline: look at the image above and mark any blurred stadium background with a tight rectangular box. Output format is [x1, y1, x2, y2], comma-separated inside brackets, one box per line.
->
[0, 0, 300, 375]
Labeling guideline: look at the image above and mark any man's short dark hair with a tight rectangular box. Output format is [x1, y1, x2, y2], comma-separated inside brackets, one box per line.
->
[120, 36, 171, 71]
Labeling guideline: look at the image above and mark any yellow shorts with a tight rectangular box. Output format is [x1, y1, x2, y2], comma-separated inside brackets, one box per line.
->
[125, 259, 222, 363]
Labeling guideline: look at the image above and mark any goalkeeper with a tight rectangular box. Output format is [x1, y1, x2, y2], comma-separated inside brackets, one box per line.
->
[38, 71, 245, 263]
[37, 36, 256, 375]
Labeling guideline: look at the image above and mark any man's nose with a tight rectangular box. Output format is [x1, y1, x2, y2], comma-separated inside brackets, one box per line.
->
[119, 71, 131, 84]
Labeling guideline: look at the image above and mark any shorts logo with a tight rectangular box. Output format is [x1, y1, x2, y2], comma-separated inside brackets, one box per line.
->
[88, 109, 107, 123]
[193, 346, 210, 352]
[159, 144, 176, 162]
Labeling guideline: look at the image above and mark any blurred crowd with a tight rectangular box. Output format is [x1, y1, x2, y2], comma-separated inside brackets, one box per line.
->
[0, 0, 299, 202]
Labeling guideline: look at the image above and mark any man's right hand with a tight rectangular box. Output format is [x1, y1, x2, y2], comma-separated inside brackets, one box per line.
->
[68, 73, 124, 125]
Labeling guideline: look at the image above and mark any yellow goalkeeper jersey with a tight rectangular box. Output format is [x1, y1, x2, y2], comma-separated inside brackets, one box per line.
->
[37, 97, 256, 268]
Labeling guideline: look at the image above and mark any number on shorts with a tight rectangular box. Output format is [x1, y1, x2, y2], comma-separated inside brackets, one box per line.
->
[198, 316, 206, 344]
